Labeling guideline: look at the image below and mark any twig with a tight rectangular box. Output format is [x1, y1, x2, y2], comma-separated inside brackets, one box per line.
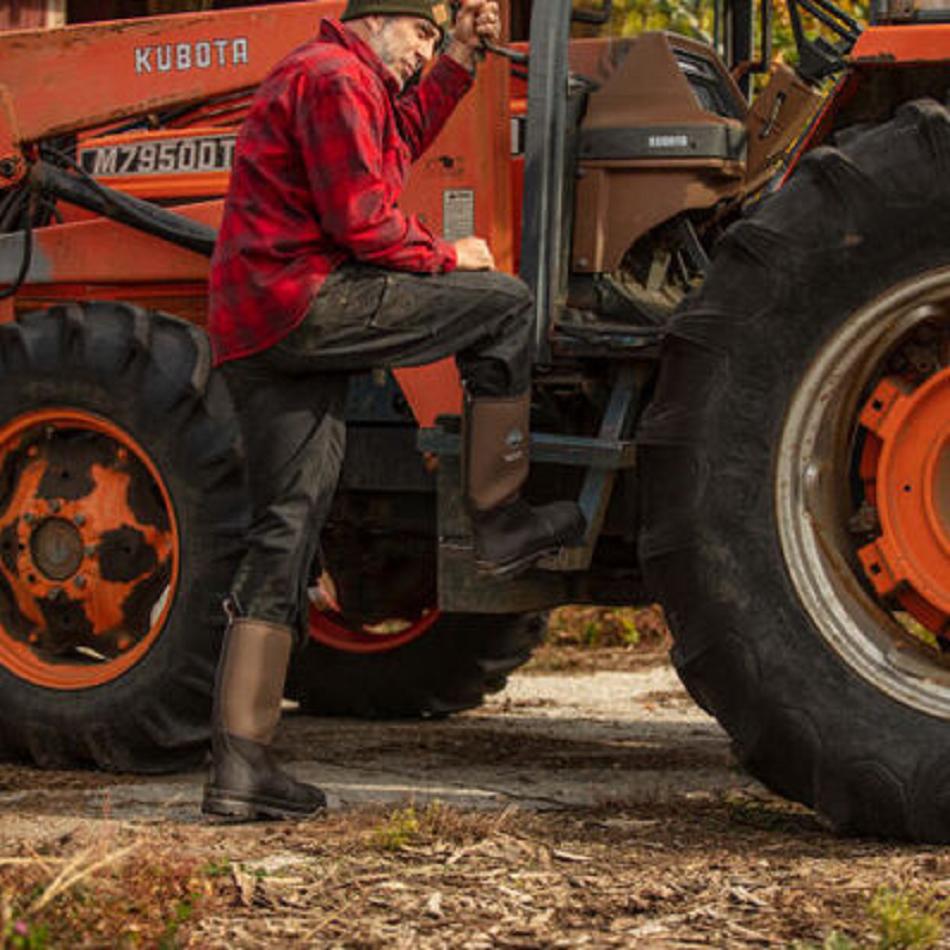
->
[0, 858, 66, 866]
[29, 843, 138, 913]
[308, 896, 353, 938]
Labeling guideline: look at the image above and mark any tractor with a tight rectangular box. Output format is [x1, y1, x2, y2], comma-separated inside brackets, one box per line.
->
[0, 0, 947, 841]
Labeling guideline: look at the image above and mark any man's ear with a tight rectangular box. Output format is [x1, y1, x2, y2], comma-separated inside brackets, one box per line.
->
[363, 14, 384, 34]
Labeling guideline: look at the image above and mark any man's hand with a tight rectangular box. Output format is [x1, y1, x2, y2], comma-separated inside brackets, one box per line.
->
[446, 0, 501, 69]
[453, 236, 495, 271]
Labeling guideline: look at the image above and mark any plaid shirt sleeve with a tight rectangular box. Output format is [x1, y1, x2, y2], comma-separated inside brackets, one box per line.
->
[396, 55, 474, 160]
[295, 55, 470, 272]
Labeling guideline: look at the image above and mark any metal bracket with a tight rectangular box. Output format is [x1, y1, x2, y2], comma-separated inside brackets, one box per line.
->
[419, 363, 645, 584]
[538, 364, 644, 572]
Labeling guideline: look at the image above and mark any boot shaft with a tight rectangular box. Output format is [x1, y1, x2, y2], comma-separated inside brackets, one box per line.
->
[216, 617, 293, 745]
[463, 392, 531, 512]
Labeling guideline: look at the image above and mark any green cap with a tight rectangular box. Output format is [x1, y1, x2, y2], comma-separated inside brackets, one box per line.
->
[341, 0, 453, 33]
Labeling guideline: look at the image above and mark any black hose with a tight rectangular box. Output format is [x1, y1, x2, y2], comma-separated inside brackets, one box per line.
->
[33, 154, 217, 257]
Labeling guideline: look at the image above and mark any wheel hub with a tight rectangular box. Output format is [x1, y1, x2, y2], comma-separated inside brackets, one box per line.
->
[0, 410, 178, 689]
[30, 517, 84, 581]
[858, 367, 950, 639]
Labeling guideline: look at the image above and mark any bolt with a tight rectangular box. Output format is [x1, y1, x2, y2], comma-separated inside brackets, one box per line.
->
[49, 499, 61, 513]
[22, 513, 35, 525]
[85, 545, 97, 557]
[0, 159, 17, 180]
[74, 575, 86, 590]
[74, 514, 86, 527]
[49, 586, 62, 600]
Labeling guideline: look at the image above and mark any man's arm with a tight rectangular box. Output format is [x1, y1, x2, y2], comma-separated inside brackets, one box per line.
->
[395, 0, 502, 159]
[395, 56, 472, 160]
[298, 74, 457, 272]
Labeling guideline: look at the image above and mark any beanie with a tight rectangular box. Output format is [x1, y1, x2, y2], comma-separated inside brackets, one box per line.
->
[341, 0, 452, 32]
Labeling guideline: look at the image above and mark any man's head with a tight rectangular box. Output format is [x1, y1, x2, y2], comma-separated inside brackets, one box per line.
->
[342, 1, 451, 88]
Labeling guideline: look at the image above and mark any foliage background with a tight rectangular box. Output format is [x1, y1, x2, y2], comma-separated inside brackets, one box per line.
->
[573, 0, 871, 66]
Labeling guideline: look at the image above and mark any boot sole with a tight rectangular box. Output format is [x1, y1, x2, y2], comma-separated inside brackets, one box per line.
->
[202, 789, 326, 823]
[475, 543, 564, 580]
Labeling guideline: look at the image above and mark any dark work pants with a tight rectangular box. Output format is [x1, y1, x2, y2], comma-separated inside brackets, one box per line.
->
[222, 264, 535, 641]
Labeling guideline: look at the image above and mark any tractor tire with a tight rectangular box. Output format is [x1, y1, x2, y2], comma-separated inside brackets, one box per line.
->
[638, 100, 950, 842]
[290, 611, 546, 718]
[0, 303, 246, 772]
[287, 487, 545, 718]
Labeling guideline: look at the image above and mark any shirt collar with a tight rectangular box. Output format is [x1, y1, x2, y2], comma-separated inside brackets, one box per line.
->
[319, 18, 401, 97]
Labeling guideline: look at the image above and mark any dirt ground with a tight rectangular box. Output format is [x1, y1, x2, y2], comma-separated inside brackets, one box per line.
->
[0, 637, 948, 948]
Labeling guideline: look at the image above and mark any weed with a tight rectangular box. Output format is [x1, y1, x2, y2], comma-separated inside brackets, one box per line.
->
[199, 860, 232, 879]
[1, 917, 49, 950]
[547, 605, 670, 650]
[372, 805, 421, 851]
[582, 621, 601, 648]
[0, 894, 47, 950]
[617, 614, 641, 646]
[157, 895, 196, 950]
[869, 887, 949, 949]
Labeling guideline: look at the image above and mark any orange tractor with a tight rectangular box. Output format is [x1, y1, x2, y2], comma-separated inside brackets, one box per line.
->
[0, 0, 947, 840]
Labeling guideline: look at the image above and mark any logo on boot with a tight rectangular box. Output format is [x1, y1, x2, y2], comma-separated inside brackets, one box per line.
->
[504, 428, 525, 463]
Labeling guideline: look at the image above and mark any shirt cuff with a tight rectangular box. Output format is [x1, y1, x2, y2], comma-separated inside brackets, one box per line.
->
[434, 52, 477, 91]
[436, 238, 458, 273]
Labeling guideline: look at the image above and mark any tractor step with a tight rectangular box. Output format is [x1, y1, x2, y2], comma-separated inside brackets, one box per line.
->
[421, 366, 647, 612]
[416, 428, 637, 470]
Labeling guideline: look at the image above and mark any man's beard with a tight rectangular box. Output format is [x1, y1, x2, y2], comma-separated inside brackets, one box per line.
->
[376, 24, 413, 87]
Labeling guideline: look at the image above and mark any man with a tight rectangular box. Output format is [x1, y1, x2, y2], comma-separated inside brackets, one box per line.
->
[202, 0, 584, 822]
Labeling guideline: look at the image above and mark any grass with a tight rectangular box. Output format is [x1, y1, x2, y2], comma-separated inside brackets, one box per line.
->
[795, 886, 950, 950]
[870, 887, 949, 949]
[371, 804, 422, 851]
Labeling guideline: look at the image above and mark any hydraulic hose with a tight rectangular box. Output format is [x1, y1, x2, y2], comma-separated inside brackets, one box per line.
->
[30, 160, 217, 257]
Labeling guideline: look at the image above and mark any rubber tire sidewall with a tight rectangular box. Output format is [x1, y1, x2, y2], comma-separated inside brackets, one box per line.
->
[288, 612, 546, 718]
[638, 100, 950, 842]
[0, 303, 246, 772]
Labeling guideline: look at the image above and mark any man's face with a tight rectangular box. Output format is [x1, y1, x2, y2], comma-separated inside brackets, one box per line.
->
[373, 16, 441, 88]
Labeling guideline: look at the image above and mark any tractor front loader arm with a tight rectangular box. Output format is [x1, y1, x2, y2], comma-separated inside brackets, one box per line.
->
[0, 1, 344, 185]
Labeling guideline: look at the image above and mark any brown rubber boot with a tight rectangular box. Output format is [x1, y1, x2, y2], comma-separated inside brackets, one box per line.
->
[464, 392, 585, 577]
[201, 618, 326, 822]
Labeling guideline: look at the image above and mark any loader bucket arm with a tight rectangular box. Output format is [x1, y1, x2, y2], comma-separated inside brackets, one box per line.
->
[0, 1, 344, 183]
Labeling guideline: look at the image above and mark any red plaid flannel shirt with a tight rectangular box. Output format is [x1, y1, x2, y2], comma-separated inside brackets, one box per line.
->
[209, 18, 473, 364]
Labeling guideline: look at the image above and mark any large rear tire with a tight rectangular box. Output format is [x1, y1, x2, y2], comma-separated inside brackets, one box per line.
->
[638, 100, 950, 841]
[0, 303, 245, 771]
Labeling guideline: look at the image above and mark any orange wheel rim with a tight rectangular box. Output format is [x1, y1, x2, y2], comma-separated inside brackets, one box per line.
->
[0, 408, 179, 689]
[858, 367, 950, 637]
[308, 604, 441, 655]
